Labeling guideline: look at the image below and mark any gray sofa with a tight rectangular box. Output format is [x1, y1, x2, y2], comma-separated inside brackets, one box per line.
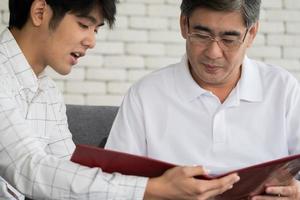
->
[25, 104, 118, 200]
[66, 104, 118, 147]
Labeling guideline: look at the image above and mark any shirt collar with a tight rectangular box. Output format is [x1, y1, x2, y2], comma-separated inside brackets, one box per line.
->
[1, 28, 39, 92]
[238, 56, 263, 102]
[175, 55, 263, 102]
[175, 55, 208, 102]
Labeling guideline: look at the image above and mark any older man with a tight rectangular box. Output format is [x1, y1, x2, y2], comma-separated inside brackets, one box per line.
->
[106, 0, 300, 199]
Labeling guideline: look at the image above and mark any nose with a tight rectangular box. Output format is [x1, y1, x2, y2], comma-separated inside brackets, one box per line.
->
[204, 40, 223, 60]
[82, 31, 96, 49]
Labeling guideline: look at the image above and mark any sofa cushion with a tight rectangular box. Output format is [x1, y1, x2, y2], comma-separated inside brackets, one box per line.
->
[66, 104, 118, 147]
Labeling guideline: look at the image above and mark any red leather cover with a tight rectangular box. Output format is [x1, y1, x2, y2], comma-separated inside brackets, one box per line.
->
[71, 144, 176, 177]
[71, 144, 300, 200]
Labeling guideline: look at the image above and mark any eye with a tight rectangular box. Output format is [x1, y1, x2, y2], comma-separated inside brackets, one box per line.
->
[221, 37, 240, 46]
[222, 38, 235, 44]
[78, 22, 89, 29]
[195, 33, 211, 40]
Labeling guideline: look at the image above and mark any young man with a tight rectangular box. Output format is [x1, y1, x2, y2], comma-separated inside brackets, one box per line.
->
[0, 0, 240, 199]
[105, 0, 300, 199]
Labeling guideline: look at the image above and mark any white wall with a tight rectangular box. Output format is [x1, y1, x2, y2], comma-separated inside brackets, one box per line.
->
[1, 0, 300, 105]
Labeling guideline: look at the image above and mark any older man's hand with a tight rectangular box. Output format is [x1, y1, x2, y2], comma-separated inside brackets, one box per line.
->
[252, 179, 300, 200]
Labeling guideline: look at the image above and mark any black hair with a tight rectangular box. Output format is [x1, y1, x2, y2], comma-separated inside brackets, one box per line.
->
[9, 0, 117, 29]
[180, 0, 261, 28]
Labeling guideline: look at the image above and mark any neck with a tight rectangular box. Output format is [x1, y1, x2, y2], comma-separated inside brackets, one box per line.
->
[10, 27, 45, 76]
[191, 66, 241, 103]
[204, 82, 238, 103]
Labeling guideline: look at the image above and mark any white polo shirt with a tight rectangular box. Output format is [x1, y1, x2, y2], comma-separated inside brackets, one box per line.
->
[106, 55, 300, 174]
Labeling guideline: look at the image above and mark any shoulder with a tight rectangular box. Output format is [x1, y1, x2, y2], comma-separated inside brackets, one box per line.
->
[0, 51, 10, 75]
[39, 73, 65, 101]
[122, 62, 180, 112]
[131, 62, 179, 95]
[0, 52, 13, 91]
[249, 58, 298, 86]
[0, 31, 10, 67]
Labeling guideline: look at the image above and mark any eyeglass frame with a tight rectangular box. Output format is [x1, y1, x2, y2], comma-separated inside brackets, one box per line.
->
[186, 16, 250, 52]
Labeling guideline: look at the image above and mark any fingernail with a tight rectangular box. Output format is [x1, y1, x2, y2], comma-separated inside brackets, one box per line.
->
[203, 167, 210, 174]
[266, 188, 273, 193]
[234, 175, 240, 182]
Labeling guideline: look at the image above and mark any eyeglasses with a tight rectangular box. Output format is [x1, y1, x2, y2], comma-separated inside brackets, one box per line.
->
[186, 18, 249, 52]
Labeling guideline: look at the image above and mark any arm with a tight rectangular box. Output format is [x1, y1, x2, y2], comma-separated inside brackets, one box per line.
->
[105, 86, 148, 155]
[0, 77, 147, 199]
[251, 77, 300, 200]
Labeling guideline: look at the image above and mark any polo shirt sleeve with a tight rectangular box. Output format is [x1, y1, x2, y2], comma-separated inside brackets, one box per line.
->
[105, 86, 148, 156]
[286, 77, 300, 154]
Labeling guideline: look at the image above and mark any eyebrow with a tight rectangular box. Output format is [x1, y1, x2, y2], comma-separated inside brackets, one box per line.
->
[192, 24, 242, 37]
[77, 14, 105, 27]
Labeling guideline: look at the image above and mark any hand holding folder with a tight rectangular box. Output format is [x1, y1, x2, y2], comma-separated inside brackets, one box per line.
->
[71, 144, 300, 200]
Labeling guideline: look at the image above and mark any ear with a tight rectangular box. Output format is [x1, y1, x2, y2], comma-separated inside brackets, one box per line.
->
[246, 21, 259, 48]
[30, 0, 48, 27]
[180, 14, 188, 39]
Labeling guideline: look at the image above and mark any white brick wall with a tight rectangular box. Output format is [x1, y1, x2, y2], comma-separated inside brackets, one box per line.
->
[0, 0, 300, 106]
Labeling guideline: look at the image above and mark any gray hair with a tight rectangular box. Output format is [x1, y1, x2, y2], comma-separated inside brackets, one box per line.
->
[180, 0, 261, 28]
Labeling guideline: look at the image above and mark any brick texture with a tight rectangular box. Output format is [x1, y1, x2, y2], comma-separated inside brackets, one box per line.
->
[1, 0, 299, 105]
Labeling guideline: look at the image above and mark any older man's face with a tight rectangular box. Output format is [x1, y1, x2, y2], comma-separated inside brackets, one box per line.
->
[180, 7, 258, 91]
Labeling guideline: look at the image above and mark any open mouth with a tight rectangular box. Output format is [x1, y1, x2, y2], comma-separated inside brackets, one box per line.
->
[71, 52, 82, 59]
[70, 52, 85, 65]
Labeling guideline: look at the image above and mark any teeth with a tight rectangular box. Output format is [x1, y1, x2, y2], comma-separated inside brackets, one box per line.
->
[72, 52, 80, 58]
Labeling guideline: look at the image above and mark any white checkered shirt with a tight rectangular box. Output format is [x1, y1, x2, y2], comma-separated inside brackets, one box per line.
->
[0, 28, 147, 200]
[0, 176, 24, 200]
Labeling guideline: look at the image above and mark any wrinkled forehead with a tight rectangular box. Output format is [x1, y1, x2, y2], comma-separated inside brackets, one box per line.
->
[188, 7, 245, 30]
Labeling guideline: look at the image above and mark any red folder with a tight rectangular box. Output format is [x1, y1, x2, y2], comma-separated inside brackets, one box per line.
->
[71, 144, 300, 200]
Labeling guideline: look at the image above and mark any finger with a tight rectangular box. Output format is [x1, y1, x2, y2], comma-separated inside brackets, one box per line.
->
[208, 173, 239, 191]
[194, 173, 240, 195]
[208, 173, 240, 190]
[251, 194, 289, 200]
[266, 185, 297, 197]
[198, 181, 234, 199]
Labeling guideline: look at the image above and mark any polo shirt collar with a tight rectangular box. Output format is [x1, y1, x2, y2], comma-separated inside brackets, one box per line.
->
[238, 56, 263, 102]
[1, 28, 40, 93]
[175, 55, 263, 103]
[175, 55, 208, 102]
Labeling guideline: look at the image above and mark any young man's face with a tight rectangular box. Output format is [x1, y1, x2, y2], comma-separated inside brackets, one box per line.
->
[41, 5, 104, 75]
[180, 7, 258, 90]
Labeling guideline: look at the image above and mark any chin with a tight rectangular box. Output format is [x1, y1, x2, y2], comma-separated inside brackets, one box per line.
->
[55, 68, 72, 76]
[60, 72, 71, 76]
